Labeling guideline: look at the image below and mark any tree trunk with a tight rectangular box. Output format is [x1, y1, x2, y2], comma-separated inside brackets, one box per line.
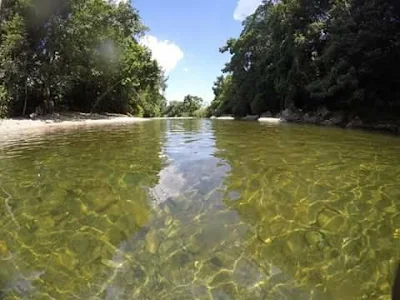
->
[22, 58, 28, 116]
[22, 81, 27, 116]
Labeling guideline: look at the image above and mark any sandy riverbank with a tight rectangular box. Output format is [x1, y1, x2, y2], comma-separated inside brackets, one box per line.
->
[0, 113, 149, 145]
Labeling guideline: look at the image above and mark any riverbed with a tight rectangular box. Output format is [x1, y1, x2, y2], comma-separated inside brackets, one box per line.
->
[0, 119, 399, 299]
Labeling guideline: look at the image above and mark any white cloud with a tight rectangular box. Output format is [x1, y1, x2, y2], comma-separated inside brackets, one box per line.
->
[139, 35, 184, 73]
[233, 0, 263, 21]
[108, 0, 128, 4]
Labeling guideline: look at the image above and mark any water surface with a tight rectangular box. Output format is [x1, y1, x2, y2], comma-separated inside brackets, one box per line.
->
[1, 120, 400, 299]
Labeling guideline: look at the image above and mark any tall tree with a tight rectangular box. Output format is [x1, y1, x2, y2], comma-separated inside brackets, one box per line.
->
[212, 0, 400, 121]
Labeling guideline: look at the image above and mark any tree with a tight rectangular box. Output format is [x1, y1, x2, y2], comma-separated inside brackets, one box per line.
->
[163, 101, 184, 117]
[211, 0, 400, 121]
[209, 75, 234, 116]
[0, 0, 30, 116]
[163, 95, 204, 117]
[308, 0, 400, 118]
[182, 95, 203, 116]
[0, 0, 166, 117]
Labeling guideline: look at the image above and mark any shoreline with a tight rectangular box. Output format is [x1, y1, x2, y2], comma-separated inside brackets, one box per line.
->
[276, 108, 400, 134]
[0, 114, 208, 145]
[0, 113, 149, 145]
[285, 119, 400, 134]
[0, 113, 149, 130]
[1, 111, 398, 146]
[234, 108, 400, 134]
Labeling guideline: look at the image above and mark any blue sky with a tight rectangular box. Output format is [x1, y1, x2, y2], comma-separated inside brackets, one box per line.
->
[129, 0, 263, 104]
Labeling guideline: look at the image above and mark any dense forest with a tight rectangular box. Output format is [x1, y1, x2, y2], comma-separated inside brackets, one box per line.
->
[0, 0, 167, 118]
[209, 0, 400, 123]
[3, 0, 400, 123]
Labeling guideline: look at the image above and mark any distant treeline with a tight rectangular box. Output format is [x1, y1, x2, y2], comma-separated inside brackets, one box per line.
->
[0, 0, 166, 117]
[209, 0, 400, 121]
[163, 95, 207, 118]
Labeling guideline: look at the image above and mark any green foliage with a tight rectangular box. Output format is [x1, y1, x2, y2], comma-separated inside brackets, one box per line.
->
[163, 101, 184, 117]
[0, 0, 166, 117]
[0, 85, 10, 118]
[209, 75, 234, 116]
[193, 107, 208, 118]
[182, 95, 203, 116]
[211, 0, 400, 120]
[163, 95, 204, 117]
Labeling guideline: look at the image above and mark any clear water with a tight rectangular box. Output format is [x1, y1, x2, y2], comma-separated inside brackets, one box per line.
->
[0, 119, 400, 299]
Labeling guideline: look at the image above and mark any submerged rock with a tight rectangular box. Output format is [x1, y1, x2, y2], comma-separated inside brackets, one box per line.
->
[317, 208, 346, 232]
[285, 233, 308, 254]
[145, 228, 159, 254]
[305, 231, 324, 248]
[0, 240, 9, 256]
[4, 271, 45, 297]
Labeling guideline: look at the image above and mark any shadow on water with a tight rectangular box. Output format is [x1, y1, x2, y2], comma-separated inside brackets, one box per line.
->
[0, 119, 400, 299]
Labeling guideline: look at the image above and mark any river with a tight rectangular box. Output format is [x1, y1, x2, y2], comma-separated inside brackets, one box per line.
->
[0, 119, 399, 299]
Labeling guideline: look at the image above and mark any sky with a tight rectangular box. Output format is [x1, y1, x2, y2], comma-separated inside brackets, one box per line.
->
[128, 0, 263, 104]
